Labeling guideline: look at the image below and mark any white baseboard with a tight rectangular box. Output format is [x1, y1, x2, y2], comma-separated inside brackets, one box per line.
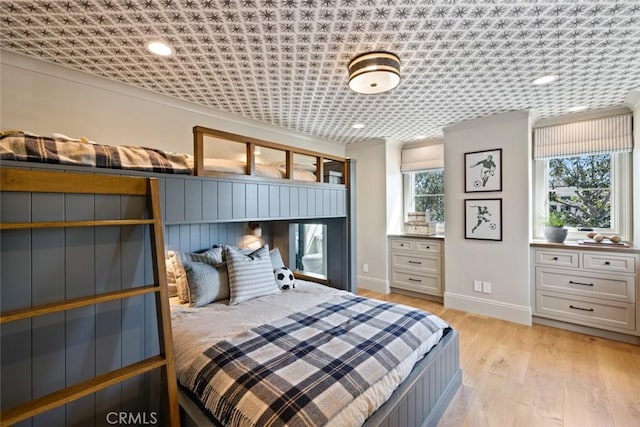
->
[357, 276, 389, 294]
[444, 292, 532, 325]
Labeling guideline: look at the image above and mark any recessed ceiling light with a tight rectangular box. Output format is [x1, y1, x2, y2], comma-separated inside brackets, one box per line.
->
[145, 40, 174, 57]
[352, 123, 365, 129]
[414, 135, 427, 140]
[567, 105, 588, 112]
[531, 74, 558, 86]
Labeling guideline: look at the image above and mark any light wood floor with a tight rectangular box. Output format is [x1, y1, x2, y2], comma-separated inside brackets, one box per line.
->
[357, 289, 640, 427]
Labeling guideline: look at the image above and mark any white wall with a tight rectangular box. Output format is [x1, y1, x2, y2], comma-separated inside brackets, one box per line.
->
[0, 50, 345, 157]
[386, 141, 404, 236]
[635, 107, 640, 246]
[443, 111, 532, 325]
[346, 140, 390, 293]
[628, 92, 640, 246]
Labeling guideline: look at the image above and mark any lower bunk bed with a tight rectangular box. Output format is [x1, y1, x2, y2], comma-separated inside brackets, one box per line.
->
[169, 248, 461, 427]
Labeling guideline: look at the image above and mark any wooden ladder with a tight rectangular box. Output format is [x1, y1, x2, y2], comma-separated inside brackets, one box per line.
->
[0, 168, 180, 426]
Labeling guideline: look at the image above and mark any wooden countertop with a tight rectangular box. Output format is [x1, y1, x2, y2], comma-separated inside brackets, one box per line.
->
[530, 240, 640, 254]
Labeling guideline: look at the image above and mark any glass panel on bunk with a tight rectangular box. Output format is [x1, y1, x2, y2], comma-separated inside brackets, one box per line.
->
[202, 135, 248, 174]
[292, 153, 319, 182]
[294, 223, 327, 278]
[322, 158, 344, 184]
[255, 146, 287, 179]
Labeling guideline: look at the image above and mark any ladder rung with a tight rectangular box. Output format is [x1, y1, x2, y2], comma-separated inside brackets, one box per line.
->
[0, 285, 160, 324]
[0, 355, 168, 426]
[0, 168, 150, 195]
[0, 219, 156, 230]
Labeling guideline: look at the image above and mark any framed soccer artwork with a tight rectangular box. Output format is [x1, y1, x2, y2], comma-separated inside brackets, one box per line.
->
[464, 148, 502, 192]
[464, 198, 502, 241]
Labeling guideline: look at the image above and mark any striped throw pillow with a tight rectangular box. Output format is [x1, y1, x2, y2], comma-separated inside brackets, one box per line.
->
[225, 245, 280, 306]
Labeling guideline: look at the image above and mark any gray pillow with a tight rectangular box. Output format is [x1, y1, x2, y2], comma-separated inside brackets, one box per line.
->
[174, 247, 225, 303]
[182, 260, 229, 307]
[225, 245, 280, 306]
[269, 247, 285, 270]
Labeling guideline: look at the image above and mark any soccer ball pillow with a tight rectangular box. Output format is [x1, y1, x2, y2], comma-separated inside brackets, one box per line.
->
[274, 267, 296, 290]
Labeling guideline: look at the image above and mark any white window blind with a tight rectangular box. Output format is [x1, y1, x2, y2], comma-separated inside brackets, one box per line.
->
[533, 113, 633, 159]
[401, 142, 444, 172]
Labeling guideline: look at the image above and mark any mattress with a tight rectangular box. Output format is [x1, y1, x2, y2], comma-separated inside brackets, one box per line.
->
[199, 157, 317, 182]
[170, 281, 449, 426]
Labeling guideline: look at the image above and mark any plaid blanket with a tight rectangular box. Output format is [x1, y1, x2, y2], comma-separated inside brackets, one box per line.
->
[0, 131, 191, 174]
[180, 295, 449, 427]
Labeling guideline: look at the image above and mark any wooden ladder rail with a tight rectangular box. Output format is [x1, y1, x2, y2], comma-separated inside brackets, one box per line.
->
[0, 168, 180, 427]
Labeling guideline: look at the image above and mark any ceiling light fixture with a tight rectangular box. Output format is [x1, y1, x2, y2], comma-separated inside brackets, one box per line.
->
[145, 40, 174, 57]
[531, 74, 558, 86]
[348, 51, 400, 94]
[352, 123, 365, 129]
[567, 105, 588, 112]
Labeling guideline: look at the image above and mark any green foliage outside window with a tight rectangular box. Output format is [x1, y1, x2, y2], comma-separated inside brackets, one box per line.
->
[414, 169, 445, 222]
[548, 154, 611, 228]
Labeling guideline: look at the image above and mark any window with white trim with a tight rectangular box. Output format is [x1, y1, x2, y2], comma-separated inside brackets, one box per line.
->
[533, 152, 630, 239]
[532, 112, 633, 240]
[404, 169, 445, 223]
[401, 141, 445, 228]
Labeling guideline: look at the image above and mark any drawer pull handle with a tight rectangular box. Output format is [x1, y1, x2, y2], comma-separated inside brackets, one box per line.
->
[408, 278, 422, 283]
[552, 257, 558, 261]
[408, 260, 422, 265]
[569, 305, 594, 312]
[569, 280, 594, 287]
[604, 261, 611, 265]
[426, 246, 430, 249]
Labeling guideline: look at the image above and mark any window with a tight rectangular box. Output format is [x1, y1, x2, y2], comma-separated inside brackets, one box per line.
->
[294, 223, 327, 278]
[404, 169, 445, 223]
[533, 152, 631, 239]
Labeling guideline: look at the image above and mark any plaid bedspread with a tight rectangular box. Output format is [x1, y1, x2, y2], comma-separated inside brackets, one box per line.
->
[0, 131, 192, 174]
[180, 295, 450, 427]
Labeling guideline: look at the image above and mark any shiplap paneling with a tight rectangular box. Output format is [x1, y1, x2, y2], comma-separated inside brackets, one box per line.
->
[0, 160, 352, 425]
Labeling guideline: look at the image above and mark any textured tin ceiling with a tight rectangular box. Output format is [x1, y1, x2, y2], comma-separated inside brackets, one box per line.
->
[1, 1, 639, 144]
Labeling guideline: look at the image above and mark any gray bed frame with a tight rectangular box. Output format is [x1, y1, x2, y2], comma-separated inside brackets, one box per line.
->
[179, 329, 461, 427]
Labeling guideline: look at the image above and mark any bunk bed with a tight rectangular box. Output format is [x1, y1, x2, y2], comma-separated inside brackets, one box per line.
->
[0, 127, 348, 186]
[0, 128, 461, 427]
[0, 168, 180, 426]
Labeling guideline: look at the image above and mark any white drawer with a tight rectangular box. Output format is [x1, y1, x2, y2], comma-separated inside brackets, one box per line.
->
[390, 239, 414, 251]
[391, 253, 440, 274]
[536, 267, 635, 303]
[536, 291, 635, 331]
[582, 253, 636, 274]
[535, 250, 579, 268]
[391, 270, 441, 295]
[415, 240, 442, 254]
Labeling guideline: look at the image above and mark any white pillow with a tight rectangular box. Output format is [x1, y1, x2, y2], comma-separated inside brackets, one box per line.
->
[225, 245, 280, 306]
[269, 247, 285, 270]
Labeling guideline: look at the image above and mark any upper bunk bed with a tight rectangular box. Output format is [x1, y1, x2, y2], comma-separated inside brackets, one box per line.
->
[0, 127, 349, 186]
[0, 128, 354, 225]
[193, 125, 348, 186]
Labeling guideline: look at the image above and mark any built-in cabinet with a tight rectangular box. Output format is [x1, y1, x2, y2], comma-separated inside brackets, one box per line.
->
[531, 243, 640, 342]
[388, 236, 444, 300]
